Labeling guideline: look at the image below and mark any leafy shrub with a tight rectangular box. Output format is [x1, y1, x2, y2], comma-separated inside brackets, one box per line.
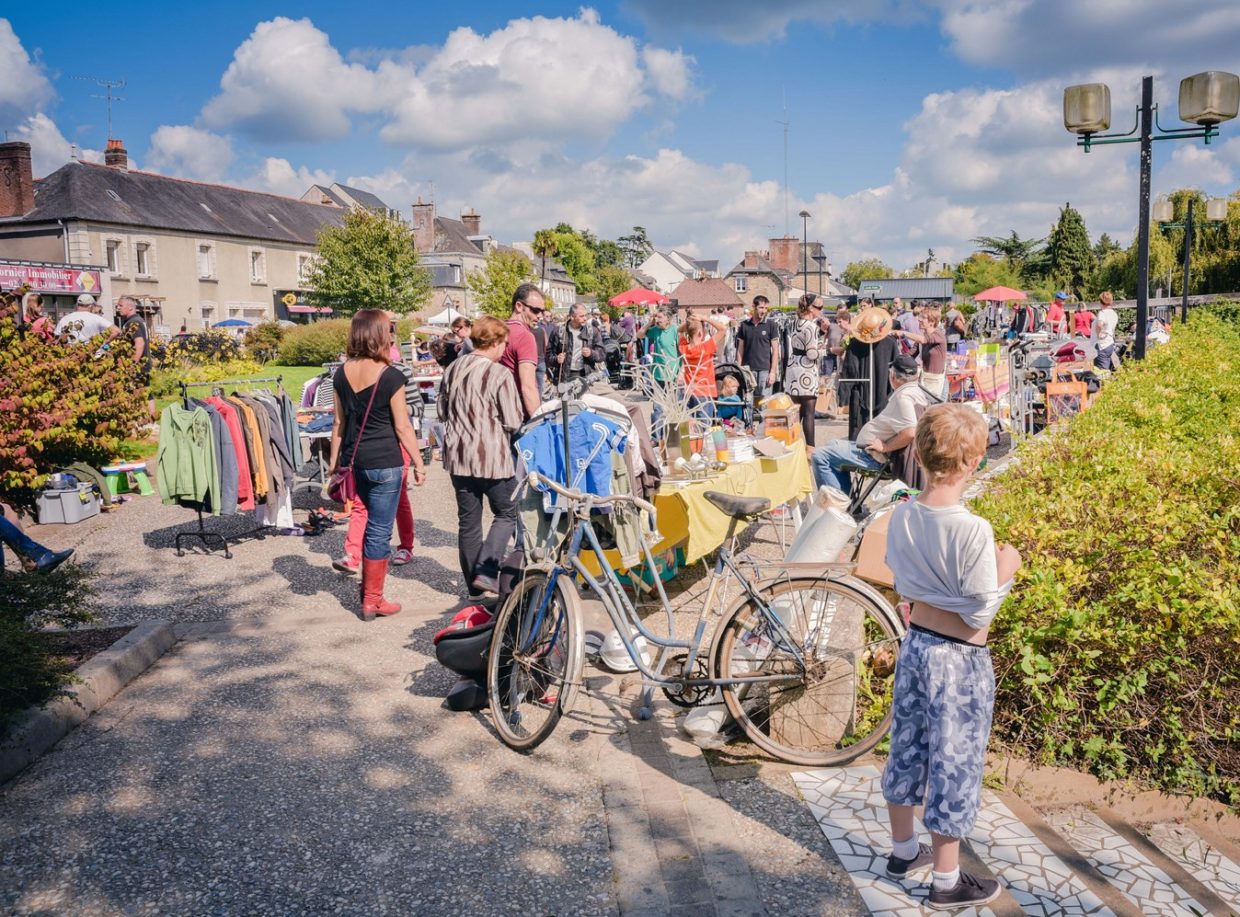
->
[975, 312, 1240, 803]
[152, 330, 243, 368]
[0, 310, 148, 504]
[148, 358, 264, 398]
[244, 321, 287, 363]
[279, 319, 350, 365]
[1, 563, 98, 736]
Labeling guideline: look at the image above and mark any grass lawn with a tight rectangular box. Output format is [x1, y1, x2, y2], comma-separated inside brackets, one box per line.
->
[153, 364, 323, 415]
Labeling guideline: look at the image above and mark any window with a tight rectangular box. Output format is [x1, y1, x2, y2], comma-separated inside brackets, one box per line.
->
[297, 253, 314, 285]
[135, 242, 150, 276]
[105, 239, 122, 274]
[734, 275, 747, 293]
[197, 243, 216, 280]
[249, 248, 266, 284]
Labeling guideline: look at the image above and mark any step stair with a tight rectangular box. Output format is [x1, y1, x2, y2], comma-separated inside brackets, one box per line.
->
[793, 766, 1240, 916]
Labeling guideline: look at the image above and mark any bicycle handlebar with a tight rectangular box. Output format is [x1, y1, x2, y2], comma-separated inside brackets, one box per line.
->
[527, 472, 658, 517]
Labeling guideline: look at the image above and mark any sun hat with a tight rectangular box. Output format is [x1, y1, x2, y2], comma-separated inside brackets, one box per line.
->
[76, 293, 96, 306]
[852, 306, 894, 344]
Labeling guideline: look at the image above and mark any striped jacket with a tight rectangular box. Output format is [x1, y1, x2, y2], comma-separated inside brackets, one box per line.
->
[439, 353, 524, 479]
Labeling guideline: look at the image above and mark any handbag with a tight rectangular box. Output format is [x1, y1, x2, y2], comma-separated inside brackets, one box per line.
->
[327, 376, 381, 504]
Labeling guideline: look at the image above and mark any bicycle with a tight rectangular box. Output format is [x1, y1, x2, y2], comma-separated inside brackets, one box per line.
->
[486, 471, 906, 766]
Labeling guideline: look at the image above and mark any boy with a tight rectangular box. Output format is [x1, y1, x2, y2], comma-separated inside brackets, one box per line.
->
[880, 404, 1021, 910]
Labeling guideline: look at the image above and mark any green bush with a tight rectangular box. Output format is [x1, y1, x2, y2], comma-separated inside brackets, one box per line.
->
[152, 330, 243, 368]
[0, 563, 98, 736]
[148, 358, 264, 398]
[244, 321, 287, 363]
[279, 319, 350, 366]
[975, 312, 1240, 803]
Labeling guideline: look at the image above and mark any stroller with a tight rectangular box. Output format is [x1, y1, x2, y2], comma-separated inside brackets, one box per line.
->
[713, 363, 754, 427]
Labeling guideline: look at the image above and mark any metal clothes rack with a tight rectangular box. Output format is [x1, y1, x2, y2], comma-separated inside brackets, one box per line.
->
[174, 375, 284, 558]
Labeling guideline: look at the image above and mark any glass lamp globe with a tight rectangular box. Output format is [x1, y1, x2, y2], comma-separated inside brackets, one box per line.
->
[1206, 198, 1230, 221]
[1179, 71, 1240, 125]
[1152, 198, 1174, 224]
[1064, 84, 1111, 134]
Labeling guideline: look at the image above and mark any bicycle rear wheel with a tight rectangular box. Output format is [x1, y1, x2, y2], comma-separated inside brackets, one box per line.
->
[711, 575, 902, 766]
[487, 571, 581, 753]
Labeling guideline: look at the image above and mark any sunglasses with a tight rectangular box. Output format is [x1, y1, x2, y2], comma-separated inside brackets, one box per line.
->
[523, 303, 545, 315]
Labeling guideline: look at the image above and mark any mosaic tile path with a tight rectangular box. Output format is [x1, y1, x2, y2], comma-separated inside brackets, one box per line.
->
[793, 766, 1115, 916]
[1040, 807, 1206, 916]
[1146, 822, 1240, 912]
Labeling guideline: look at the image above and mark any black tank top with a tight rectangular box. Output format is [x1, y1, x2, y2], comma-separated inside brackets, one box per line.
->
[333, 364, 406, 470]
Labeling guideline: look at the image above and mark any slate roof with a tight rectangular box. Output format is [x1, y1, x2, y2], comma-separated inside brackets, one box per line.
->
[14, 161, 344, 246]
[693, 259, 719, 275]
[726, 254, 793, 281]
[670, 276, 743, 308]
[433, 216, 482, 255]
[333, 183, 389, 213]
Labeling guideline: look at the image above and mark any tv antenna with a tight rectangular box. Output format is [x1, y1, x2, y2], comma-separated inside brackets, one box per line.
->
[74, 76, 126, 139]
[777, 89, 790, 237]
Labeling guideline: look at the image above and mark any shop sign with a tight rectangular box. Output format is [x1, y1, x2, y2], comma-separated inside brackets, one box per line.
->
[859, 282, 882, 293]
[0, 262, 104, 294]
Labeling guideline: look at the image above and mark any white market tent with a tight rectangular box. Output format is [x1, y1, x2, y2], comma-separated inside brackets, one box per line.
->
[425, 307, 465, 326]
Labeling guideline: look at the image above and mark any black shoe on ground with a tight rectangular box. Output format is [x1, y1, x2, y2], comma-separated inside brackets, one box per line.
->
[35, 549, 74, 574]
[927, 871, 1001, 910]
[471, 573, 499, 595]
[885, 842, 933, 879]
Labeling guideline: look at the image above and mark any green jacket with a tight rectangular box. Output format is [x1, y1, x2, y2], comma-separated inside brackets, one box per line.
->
[157, 405, 221, 514]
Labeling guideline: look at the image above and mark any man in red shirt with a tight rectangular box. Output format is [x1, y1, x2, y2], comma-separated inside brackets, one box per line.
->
[1046, 291, 1068, 336]
[500, 282, 545, 417]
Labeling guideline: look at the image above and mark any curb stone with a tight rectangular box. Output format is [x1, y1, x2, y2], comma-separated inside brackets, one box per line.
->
[0, 620, 176, 785]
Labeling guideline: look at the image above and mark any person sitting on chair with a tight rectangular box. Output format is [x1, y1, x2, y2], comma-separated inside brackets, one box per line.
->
[810, 355, 934, 493]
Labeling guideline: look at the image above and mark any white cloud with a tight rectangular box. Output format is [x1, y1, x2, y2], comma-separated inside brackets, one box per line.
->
[201, 11, 696, 150]
[246, 157, 335, 198]
[622, 0, 915, 43]
[0, 19, 54, 124]
[146, 125, 234, 182]
[12, 113, 101, 176]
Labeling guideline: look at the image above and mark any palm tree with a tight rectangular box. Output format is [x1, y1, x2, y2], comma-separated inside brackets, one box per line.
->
[532, 229, 559, 289]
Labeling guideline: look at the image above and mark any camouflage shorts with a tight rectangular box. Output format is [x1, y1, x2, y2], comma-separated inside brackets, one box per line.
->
[880, 625, 995, 839]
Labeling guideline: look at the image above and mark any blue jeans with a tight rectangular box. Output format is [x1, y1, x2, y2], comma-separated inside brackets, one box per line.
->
[751, 369, 771, 406]
[688, 394, 716, 421]
[810, 439, 883, 493]
[0, 513, 50, 570]
[355, 466, 404, 561]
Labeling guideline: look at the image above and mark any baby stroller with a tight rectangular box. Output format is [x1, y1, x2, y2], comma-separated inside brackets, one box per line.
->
[713, 363, 753, 427]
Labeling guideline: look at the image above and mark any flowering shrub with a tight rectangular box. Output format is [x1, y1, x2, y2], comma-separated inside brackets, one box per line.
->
[152, 330, 243, 368]
[976, 312, 1240, 803]
[0, 311, 148, 504]
[243, 321, 286, 362]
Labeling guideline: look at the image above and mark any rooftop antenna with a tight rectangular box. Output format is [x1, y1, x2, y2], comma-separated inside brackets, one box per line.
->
[777, 88, 790, 237]
[74, 76, 126, 140]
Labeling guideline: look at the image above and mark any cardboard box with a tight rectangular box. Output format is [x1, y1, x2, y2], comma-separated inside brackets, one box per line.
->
[853, 508, 894, 588]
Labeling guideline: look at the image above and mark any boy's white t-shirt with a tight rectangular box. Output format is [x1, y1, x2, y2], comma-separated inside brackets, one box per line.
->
[1094, 307, 1118, 349]
[884, 500, 1012, 629]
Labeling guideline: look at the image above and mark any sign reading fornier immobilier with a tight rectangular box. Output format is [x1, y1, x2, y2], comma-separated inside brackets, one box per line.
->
[0, 262, 104, 294]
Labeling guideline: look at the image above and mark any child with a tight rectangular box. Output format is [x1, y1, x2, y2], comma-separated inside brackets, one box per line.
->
[880, 403, 1021, 910]
[716, 374, 745, 422]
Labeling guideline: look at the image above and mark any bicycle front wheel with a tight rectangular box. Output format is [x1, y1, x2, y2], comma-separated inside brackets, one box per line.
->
[711, 575, 902, 766]
[487, 571, 581, 753]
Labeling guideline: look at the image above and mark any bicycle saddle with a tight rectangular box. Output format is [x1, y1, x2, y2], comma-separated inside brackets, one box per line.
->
[703, 491, 771, 518]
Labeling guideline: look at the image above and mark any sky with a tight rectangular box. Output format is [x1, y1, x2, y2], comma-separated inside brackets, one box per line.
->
[4, 1, 1240, 274]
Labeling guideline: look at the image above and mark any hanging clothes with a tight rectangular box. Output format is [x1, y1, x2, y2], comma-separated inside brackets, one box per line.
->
[157, 404, 220, 513]
[205, 396, 255, 511]
[277, 390, 305, 469]
[196, 401, 239, 515]
[235, 395, 280, 499]
[228, 396, 269, 501]
[251, 394, 295, 491]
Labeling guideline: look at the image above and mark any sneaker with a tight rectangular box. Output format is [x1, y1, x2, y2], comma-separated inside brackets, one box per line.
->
[332, 555, 360, 575]
[391, 548, 413, 566]
[927, 871, 1001, 910]
[35, 548, 74, 575]
[885, 842, 933, 880]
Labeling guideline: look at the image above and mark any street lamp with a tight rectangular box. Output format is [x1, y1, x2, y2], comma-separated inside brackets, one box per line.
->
[812, 252, 827, 295]
[1064, 70, 1239, 359]
[799, 210, 811, 287]
[1155, 195, 1230, 323]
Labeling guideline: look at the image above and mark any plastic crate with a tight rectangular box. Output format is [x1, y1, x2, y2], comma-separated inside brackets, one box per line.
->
[37, 483, 101, 525]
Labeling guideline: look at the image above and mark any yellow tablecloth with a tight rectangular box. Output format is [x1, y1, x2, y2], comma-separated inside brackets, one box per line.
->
[580, 440, 812, 575]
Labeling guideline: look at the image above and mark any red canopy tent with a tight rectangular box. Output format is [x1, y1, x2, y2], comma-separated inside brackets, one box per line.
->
[609, 287, 669, 307]
[973, 286, 1027, 302]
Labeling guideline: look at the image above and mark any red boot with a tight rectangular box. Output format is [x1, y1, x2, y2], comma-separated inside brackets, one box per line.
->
[360, 558, 402, 621]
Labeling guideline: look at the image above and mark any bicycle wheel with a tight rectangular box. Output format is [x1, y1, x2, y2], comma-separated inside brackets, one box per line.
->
[487, 570, 581, 753]
[711, 575, 902, 766]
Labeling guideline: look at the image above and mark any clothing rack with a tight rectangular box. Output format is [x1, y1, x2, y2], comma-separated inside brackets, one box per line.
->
[174, 375, 284, 558]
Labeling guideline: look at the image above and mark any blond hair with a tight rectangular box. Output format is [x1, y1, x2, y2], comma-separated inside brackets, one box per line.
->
[1099, 291, 1113, 306]
[921, 307, 942, 327]
[915, 404, 988, 481]
[683, 317, 704, 341]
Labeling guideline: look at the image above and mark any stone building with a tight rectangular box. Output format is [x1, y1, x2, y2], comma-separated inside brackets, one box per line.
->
[668, 276, 742, 318]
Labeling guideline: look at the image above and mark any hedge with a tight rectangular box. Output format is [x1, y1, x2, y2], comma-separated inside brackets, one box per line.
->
[976, 311, 1240, 803]
[279, 317, 417, 366]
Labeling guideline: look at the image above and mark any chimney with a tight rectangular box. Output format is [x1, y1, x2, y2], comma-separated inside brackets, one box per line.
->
[768, 236, 799, 273]
[742, 250, 761, 269]
[0, 142, 35, 218]
[411, 196, 435, 254]
[461, 208, 481, 236]
[105, 138, 129, 171]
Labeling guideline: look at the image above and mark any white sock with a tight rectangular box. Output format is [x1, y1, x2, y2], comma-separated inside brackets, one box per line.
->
[932, 867, 960, 891]
[892, 836, 919, 860]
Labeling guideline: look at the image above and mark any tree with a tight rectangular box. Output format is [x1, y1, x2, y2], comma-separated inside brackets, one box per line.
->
[532, 229, 559, 287]
[306, 209, 431, 315]
[550, 229, 598, 292]
[840, 258, 893, 291]
[594, 264, 634, 314]
[952, 253, 1025, 297]
[970, 230, 1045, 280]
[1044, 202, 1095, 298]
[1093, 232, 1122, 262]
[467, 249, 534, 317]
[618, 226, 654, 268]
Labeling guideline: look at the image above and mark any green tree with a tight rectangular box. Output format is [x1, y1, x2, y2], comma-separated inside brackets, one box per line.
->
[551, 229, 598, 292]
[1093, 232, 1122, 262]
[307, 209, 431, 315]
[952, 253, 1025, 297]
[467, 249, 534, 317]
[532, 228, 559, 287]
[970, 230, 1045, 280]
[618, 226, 654, 268]
[594, 264, 634, 314]
[1044, 202, 1095, 298]
[840, 258, 893, 290]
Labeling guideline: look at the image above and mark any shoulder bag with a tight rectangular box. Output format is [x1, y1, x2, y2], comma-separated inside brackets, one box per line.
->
[327, 375, 381, 504]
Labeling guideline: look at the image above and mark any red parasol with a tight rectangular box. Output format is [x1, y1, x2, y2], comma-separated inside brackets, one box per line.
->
[973, 286, 1027, 302]
[609, 287, 669, 307]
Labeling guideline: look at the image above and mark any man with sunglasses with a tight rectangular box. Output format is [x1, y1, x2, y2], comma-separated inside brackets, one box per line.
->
[501, 282, 545, 417]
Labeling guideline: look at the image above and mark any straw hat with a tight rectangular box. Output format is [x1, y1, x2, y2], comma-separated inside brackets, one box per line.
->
[852, 306, 894, 344]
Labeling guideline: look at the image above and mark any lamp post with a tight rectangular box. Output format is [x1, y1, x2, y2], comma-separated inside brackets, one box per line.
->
[1064, 71, 1239, 359]
[798, 210, 811, 289]
[1153, 195, 1229, 323]
[812, 253, 827, 295]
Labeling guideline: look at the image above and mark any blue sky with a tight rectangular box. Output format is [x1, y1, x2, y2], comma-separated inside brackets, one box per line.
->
[4, 2, 1240, 272]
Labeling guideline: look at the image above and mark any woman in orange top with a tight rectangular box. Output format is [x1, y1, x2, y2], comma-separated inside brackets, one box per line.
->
[1073, 303, 1094, 337]
[679, 316, 728, 420]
